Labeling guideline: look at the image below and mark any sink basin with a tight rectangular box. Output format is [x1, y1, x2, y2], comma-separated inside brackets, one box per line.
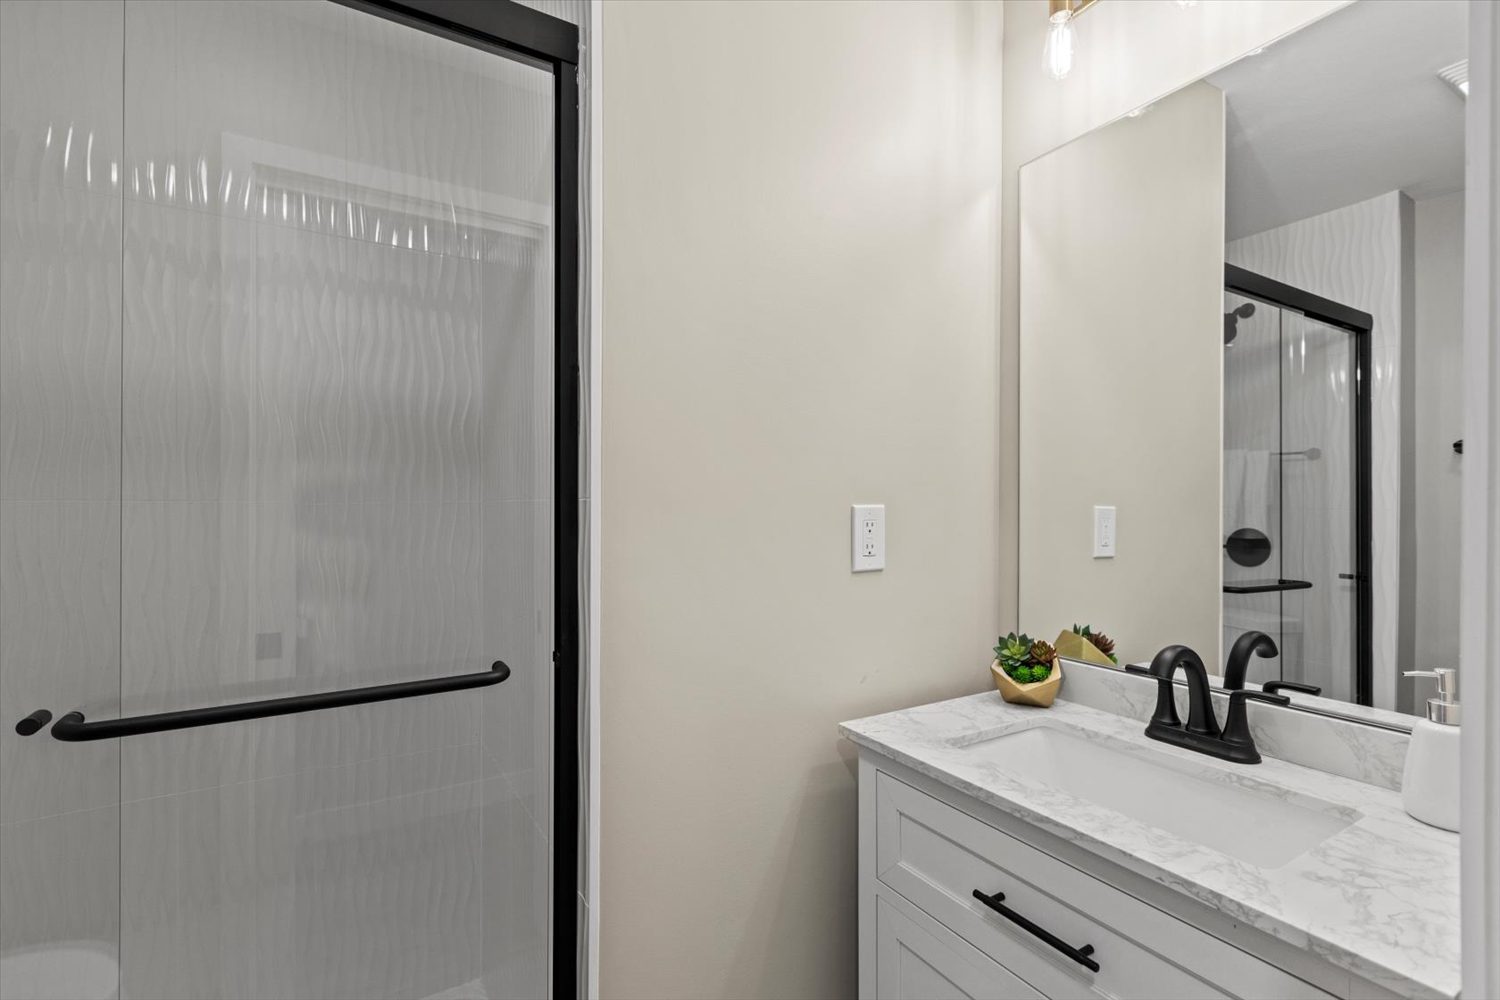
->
[958, 724, 1358, 868]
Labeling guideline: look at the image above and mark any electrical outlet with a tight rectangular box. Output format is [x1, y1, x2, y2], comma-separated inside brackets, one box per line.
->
[852, 504, 886, 572]
[1093, 505, 1116, 558]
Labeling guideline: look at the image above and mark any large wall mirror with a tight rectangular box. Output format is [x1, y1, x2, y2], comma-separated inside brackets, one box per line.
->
[1019, 0, 1467, 723]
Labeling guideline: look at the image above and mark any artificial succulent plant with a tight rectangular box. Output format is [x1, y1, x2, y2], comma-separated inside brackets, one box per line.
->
[994, 632, 1054, 684]
[1071, 623, 1119, 664]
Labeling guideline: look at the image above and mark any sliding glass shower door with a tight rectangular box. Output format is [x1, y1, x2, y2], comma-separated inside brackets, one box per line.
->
[0, 2, 576, 997]
[1222, 274, 1368, 704]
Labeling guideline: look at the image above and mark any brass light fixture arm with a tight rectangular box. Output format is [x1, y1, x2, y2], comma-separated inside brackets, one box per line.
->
[1049, 0, 1100, 22]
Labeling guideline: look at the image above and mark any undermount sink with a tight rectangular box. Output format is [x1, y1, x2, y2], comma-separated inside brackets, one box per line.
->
[957, 724, 1358, 868]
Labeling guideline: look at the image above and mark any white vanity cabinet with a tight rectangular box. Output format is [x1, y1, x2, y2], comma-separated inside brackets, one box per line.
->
[876, 893, 1041, 1000]
[857, 753, 1393, 1000]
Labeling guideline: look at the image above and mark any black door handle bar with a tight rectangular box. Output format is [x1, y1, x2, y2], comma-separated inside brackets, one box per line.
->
[18, 661, 510, 742]
[972, 888, 1100, 973]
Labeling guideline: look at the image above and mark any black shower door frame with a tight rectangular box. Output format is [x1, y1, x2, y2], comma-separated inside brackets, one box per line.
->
[1225, 263, 1373, 707]
[334, 2, 583, 994]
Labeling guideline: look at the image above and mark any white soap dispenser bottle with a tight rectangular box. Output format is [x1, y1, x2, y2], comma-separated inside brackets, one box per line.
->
[1400, 668, 1461, 832]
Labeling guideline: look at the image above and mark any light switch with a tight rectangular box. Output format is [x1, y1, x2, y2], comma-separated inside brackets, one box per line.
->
[852, 504, 885, 572]
[1093, 505, 1116, 558]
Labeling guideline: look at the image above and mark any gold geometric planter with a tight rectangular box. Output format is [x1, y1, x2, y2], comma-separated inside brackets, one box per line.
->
[990, 657, 1062, 708]
[1053, 631, 1115, 667]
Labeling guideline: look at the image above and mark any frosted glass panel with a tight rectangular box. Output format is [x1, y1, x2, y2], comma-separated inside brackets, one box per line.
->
[0, 4, 125, 998]
[1, 2, 556, 997]
[1221, 291, 1289, 682]
[1281, 314, 1358, 702]
[1222, 293, 1359, 701]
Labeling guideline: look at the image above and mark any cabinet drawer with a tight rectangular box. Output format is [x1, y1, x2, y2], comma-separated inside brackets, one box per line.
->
[875, 770, 1335, 1000]
[877, 891, 1043, 1000]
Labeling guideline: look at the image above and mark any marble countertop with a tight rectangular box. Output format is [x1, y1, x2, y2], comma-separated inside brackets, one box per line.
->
[840, 692, 1460, 999]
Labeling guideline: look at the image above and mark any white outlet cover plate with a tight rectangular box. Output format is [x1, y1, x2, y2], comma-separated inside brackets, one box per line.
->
[852, 504, 886, 572]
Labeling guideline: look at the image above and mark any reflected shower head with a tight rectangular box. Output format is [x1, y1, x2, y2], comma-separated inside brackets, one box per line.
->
[1223, 301, 1255, 345]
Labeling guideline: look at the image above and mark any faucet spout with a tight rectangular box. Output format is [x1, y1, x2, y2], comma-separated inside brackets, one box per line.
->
[1148, 645, 1220, 738]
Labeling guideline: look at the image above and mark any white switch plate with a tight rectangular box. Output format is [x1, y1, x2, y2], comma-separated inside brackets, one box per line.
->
[852, 504, 885, 572]
[1093, 505, 1116, 558]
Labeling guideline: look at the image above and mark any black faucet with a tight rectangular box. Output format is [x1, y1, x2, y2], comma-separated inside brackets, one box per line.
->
[1126, 644, 1289, 764]
[1222, 630, 1323, 698]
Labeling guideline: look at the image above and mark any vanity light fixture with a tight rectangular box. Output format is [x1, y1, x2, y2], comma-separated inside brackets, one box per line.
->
[1439, 59, 1469, 99]
[1044, 0, 1097, 81]
[1046, 1, 1198, 81]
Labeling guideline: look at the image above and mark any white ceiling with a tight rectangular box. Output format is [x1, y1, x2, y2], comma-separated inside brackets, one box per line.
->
[1209, 0, 1467, 242]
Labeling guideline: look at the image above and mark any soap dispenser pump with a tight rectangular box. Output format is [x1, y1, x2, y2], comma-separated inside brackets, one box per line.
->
[1400, 668, 1460, 832]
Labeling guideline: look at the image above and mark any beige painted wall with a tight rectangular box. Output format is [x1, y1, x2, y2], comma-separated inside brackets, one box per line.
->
[1000, 0, 1349, 643]
[599, 2, 1003, 997]
[1018, 82, 1225, 665]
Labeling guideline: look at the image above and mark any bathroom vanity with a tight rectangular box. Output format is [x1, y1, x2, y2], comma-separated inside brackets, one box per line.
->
[842, 695, 1459, 1000]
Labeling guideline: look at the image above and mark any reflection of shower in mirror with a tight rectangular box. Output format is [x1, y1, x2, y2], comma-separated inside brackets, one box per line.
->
[1221, 270, 1372, 706]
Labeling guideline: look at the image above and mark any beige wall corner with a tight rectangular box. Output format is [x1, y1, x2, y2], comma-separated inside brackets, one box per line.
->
[599, 1, 1003, 996]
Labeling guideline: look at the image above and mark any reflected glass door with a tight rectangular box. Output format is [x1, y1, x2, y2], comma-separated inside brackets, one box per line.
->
[1222, 290, 1291, 672]
[1222, 284, 1365, 703]
[1, 2, 567, 997]
[1280, 313, 1360, 703]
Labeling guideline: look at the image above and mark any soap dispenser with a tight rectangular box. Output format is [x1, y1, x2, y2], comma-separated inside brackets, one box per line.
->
[1400, 668, 1461, 832]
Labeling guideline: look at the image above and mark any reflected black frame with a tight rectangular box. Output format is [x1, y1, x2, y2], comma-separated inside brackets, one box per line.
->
[1224, 263, 1374, 708]
[334, 2, 584, 995]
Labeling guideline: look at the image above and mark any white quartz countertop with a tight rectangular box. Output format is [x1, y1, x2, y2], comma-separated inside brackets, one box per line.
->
[840, 692, 1460, 999]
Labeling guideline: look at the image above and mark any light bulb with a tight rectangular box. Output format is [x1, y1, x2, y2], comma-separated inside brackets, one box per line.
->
[1044, 16, 1075, 80]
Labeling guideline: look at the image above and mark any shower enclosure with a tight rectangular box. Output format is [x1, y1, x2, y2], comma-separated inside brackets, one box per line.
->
[1221, 265, 1371, 705]
[0, 1, 581, 997]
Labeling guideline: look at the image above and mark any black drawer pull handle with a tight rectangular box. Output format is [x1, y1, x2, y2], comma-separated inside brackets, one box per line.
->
[972, 888, 1100, 974]
[28, 661, 510, 742]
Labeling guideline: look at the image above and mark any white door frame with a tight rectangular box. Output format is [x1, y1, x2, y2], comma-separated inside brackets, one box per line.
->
[1462, 1, 1500, 995]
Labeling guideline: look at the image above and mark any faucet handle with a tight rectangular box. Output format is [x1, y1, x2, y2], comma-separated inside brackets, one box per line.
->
[1230, 689, 1291, 708]
[1263, 680, 1321, 697]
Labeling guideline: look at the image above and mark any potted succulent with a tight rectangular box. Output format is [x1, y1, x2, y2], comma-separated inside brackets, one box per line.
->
[990, 632, 1062, 707]
[1054, 623, 1118, 666]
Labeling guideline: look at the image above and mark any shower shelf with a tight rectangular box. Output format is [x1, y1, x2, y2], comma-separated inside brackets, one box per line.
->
[1222, 579, 1313, 595]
